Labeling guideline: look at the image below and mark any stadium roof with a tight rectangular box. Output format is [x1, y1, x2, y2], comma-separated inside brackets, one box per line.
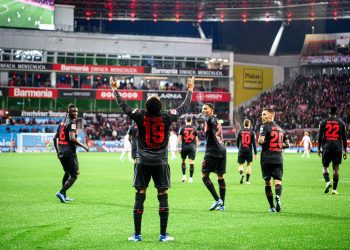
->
[55, 0, 350, 22]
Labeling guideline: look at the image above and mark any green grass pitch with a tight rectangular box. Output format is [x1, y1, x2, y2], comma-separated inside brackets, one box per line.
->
[0, 0, 53, 29]
[1, 152, 349, 249]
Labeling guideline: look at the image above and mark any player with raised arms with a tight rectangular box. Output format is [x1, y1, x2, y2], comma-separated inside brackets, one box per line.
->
[111, 76, 195, 242]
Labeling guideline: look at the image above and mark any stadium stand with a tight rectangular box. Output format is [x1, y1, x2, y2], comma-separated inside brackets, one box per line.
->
[239, 73, 350, 142]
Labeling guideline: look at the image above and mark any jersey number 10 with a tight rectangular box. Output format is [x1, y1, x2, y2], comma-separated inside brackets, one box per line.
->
[242, 132, 251, 145]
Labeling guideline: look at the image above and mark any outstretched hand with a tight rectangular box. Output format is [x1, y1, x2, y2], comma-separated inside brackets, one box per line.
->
[187, 76, 195, 92]
[110, 76, 119, 91]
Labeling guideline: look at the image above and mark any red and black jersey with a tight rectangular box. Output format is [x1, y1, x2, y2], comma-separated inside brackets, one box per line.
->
[237, 128, 257, 155]
[318, 116, 347, 153]
[203, 115, 226, 158]
[179, 125, 197, 150]
[114, 90, 192, 165]
[260, 121, 287, 164]
[55, 118, 77, 153]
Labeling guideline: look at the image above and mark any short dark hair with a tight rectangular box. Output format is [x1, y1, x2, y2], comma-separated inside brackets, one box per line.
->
[67, 103, 77, 112]
[329, 106, 337, 115]
[263, 108, 275, 115]
[68, 103, 76, 109]
[186, 116, 192, 122]
[204, 103, 214, 111]
[243, 119, 251, 128]
[146, 97, 162, 114]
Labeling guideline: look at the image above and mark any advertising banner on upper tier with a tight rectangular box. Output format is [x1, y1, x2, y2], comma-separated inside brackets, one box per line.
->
[0, 62, 52, 71]
[8, 87, 58, 98]
[58, 89, 96, 99]
[52, 64, 145, 74]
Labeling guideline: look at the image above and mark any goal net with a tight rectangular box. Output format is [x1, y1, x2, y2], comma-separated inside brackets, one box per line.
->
[17, 133, 56, 152]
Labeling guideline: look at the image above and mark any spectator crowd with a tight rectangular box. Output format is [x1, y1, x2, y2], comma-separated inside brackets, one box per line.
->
[239, 73, 350, 142]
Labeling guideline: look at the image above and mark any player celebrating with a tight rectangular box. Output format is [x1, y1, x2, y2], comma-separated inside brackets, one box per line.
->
[318, 107, 347, 195]
[237, 119, 257, 184]
[178, 116, 198, 183]
[111, 76, 194, 242]
[258, 108, 289, 212]
[54, 104, 89, 203]
[300, 131, 312, 158]
[201, 103, 227, 211]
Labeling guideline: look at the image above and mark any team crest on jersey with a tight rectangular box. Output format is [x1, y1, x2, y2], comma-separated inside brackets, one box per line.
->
[170, 109, 177, 115]
[71, 124, 76, 130]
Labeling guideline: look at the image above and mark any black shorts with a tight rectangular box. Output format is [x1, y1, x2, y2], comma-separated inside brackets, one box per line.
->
[237, 153, 253, 164]
[322, 151, 342, 167]
[202, 155, 226, 174]
[133, 163, 170, 189]
[59, 152, 79, 176]
[181, 148, 196, 160]
[261, 163, 283, 181]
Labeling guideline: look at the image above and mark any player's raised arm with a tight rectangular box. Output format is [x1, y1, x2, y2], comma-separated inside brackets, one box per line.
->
[174, 77, 194, 117]
[110, 76, 135, 116]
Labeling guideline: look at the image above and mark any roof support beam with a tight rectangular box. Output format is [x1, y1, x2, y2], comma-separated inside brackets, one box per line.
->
[269, 21, 288, 56]
[193, 22, 206, 39]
